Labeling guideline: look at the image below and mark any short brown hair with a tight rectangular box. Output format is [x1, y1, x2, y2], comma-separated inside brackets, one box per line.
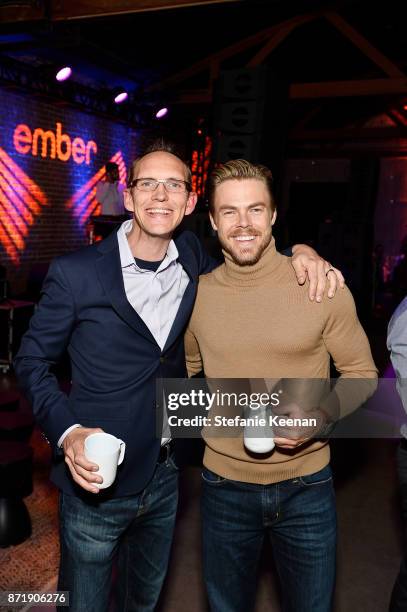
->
[127, 138, 192, 188]
[208, 159, 275, 213]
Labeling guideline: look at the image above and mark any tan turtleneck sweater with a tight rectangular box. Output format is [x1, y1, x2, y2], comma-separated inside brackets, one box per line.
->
[185, 238, 378, 485]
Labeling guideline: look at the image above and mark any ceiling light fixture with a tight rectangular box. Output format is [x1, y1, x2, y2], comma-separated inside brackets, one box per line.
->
[56, 66, 72, 82]
[156, 107, 168, 119]
[114, 91, 128, 104]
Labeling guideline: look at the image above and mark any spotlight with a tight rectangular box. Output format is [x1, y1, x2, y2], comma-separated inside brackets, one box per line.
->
[114, 91, 128, 104]
[56, 66, 72, 82]
[156, 107, 168, 119]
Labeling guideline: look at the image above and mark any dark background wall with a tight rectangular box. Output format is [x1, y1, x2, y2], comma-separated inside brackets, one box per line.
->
[0, 87, 136, 293]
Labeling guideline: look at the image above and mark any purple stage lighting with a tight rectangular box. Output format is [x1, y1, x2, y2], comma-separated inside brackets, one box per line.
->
[56, 67, 72, 82]
[156, 107, 168, 119]
[114, 91, 128, 104]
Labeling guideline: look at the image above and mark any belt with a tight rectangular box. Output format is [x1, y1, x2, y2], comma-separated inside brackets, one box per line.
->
[158, 440, 175, 463]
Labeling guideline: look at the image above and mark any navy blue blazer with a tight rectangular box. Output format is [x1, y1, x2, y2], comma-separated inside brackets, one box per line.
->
[14, 230, 217, 498]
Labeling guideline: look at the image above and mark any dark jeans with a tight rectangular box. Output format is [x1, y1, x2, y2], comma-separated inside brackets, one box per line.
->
[390, 441, 407, 611]
[57, 454, 179, 612]
[201, 464, 337, 612]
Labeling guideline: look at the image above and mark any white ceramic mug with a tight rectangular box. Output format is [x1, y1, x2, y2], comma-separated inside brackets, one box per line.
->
[243, 405, 275, 454]
[84, 432, 126, 489]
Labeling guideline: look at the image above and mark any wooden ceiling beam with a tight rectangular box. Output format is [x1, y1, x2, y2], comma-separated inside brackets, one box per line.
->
[290, 126, 407, 142]
[388, 109, 407, 127]
[246, 13, 316, 67]
[145, 12, 322, 92]
[145, 27, 277, 92]
[174, 78, 407, 103]
[176, 89, 212, 103]
[147, 10, 406, 97]
[54, 0, 239, 20]
[324, 11, 405, 79]
[0, 0, 240, 23]
[291, 105, 323, 132]
[290, 78, 407, 99]
[0, 5, 44, 23]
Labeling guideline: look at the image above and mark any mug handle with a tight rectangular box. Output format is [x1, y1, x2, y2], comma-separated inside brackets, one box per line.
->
[117, 440, 126, 465]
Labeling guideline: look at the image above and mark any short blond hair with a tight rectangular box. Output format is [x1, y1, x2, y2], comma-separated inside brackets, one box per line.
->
[208, 159, 275, 213]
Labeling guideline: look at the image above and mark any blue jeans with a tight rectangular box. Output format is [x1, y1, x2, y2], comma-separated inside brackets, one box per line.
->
[57, 455, 179, 612]
[201, 464, 336, 612]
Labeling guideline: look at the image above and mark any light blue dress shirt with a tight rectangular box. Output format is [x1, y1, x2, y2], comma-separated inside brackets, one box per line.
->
[118, 219, 191, 443]
[117, 219, 190, 349]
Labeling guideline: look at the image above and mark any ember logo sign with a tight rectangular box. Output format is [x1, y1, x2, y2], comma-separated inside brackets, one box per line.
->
[13, 122, 97, 165]
[0, 86, 132, 273]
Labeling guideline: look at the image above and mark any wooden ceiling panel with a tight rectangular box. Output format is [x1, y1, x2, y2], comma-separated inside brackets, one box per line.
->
[0, 5, 44, 24]
[0, 0, 240, 23]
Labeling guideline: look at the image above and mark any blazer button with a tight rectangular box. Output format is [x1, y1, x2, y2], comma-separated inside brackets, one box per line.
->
[160, 357, 165, 364]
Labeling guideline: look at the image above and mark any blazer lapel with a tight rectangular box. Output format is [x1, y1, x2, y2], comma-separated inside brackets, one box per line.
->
[95, 234, 158, 346]
[163, 258, 197, 352]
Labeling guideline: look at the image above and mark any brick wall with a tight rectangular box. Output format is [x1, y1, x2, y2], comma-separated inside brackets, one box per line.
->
[0, 88, 136, 293]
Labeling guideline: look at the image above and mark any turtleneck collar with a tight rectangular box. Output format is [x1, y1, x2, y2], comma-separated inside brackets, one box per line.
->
[220, 236, 284, 285]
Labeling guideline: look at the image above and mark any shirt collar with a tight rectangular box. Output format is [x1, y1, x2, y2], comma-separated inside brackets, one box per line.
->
[117, 219, 179, 272]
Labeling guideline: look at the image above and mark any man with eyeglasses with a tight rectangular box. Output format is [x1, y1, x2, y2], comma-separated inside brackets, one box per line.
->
[15, 139, 344, 612]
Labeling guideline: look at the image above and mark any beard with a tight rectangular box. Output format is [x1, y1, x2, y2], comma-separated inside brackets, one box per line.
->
[220, 227, 272, 266]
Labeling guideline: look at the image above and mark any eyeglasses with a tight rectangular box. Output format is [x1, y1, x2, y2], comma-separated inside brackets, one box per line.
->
[129, 178, 191, 193]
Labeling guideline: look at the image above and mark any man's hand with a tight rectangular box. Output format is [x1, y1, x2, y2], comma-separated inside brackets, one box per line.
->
[291, 244, 345, 302]
[272, 402, 328, 450]
[62, 426, 105, 493]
